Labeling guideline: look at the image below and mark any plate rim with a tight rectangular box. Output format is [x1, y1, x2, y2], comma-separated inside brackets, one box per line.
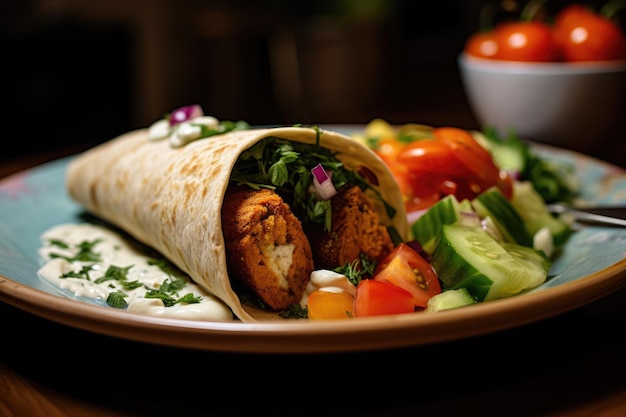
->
[2, 257, 626, 353]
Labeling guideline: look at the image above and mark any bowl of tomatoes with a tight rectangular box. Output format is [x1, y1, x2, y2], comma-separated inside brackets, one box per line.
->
[458, 0, 626, 151]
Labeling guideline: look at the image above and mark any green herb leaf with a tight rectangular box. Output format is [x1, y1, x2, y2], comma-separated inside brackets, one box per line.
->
[60, 265, 95, 280]
[176, 293, 203, 304]
[144, 277, 201, 307]
[279, 303, 309, 319]
[47, 239, 69, 249]
[333, 253, 378, 286]
[107, 291, 129, 308]
[94, 265, 133, 284]
[49, 239, 103, 263]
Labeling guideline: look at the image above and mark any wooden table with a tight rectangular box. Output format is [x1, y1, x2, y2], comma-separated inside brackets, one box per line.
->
[2, 148, 626, 417]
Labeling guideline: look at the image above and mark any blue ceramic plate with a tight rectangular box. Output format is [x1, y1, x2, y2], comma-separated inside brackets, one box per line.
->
[1, 143, 626, 354]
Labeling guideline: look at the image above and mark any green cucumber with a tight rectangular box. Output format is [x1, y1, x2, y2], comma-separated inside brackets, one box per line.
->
[510, 181, 573, 248]
[431, 225, 549, 302]
[501, 242, 551, 289]
[472, 187, 533, 247]
[425, 288, 476, 312]
[472, 130, 529, 174]
[411, 195, 474, 254]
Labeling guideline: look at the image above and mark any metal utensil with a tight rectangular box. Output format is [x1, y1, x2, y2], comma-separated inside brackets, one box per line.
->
[547, 203, 626, 227]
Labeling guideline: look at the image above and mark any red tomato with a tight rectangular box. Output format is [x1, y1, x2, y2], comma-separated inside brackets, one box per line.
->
[353, 279, 415, 317]
[397, 127, 513, 203]
[553, 4, 626, 61]
[397, 139, 470, 176]
[434, 127, 513, 199]
[465, 31, 499, 59]
[373, 243, 441, 307]
[494, 21, 559, 62]
[396, 136, 475, 204]
[307, 290, 354, 320]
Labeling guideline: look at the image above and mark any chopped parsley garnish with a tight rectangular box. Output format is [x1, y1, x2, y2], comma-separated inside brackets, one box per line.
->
[49, 239, 102, 262]
[94, 265, 133, 284]
[280, 303, 309, 319]
[144, 277, 201, 307]
[107, 291, 129, 309]
[333, 253, 378, 286]
[61, 264, 96, 280]
[47, 234, 201, 309]
[93, 265, 143, 291]
[48, 239, 69, 249]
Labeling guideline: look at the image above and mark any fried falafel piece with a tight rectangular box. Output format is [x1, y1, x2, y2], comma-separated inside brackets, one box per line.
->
[308, 185, 395, 269]
[221, 186, 314, 310]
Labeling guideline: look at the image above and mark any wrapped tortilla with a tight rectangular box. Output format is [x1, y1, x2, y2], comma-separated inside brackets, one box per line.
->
[66, 113, 407, 321]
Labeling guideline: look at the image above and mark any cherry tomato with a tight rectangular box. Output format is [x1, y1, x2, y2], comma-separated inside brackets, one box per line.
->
[307, 290, 354, 320]
[353, 280, 415, 317]
[494, 21, 559, 61]
[553, 4, 626, 62]
[465, 31, 499, 59]
[373, 243, 441, 308]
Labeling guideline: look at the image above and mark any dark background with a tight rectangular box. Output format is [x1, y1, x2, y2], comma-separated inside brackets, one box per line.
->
[1, 0, 624, 167]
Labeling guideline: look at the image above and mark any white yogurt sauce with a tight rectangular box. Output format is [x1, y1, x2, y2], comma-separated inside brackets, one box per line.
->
[299, 269, 356, 307]
[37, 223, 233, 322]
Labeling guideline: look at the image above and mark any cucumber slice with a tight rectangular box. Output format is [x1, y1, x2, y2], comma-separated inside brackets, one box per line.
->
[411, 195, 474, 254]
[501, 242, 551, 289]
[472, 187, 533, 247]
[431, 225, 549, 302]
[425, 288, 476, 312]
[510, 181, 573, 248]
[471, 130, 529, 174]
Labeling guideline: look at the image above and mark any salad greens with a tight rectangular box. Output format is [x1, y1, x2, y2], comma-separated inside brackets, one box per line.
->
[479, 127, 579, 204]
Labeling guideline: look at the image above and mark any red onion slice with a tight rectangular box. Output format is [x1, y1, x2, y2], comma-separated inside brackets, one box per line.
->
[311, 163, 338, 200]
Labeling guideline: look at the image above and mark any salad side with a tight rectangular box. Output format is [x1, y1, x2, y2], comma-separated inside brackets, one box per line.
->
[327, 119, 578, 316]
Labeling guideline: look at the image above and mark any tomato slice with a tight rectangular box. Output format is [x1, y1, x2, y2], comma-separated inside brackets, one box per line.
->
[353, 280, 415, 317]
[307, 290, 354, 320]
[373, 243, 441, 307]
[433, 127, 494, 180]
[371, 124, 513, 211]
[397, 138, 471, 176]
[434, 127, 513, 199]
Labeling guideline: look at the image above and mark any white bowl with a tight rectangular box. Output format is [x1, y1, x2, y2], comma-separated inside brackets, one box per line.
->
[458, 53, 626, 150]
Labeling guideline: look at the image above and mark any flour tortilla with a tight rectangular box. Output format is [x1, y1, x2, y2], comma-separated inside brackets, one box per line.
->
[66, 126, 408, 321]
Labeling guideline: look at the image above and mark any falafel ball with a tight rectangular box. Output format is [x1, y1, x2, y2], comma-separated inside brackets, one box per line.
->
[308, 185, 395, 269]
[221, 186, 314, 310]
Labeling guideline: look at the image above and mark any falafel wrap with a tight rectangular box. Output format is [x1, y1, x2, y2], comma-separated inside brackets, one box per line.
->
[65, 105, 408, 322]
